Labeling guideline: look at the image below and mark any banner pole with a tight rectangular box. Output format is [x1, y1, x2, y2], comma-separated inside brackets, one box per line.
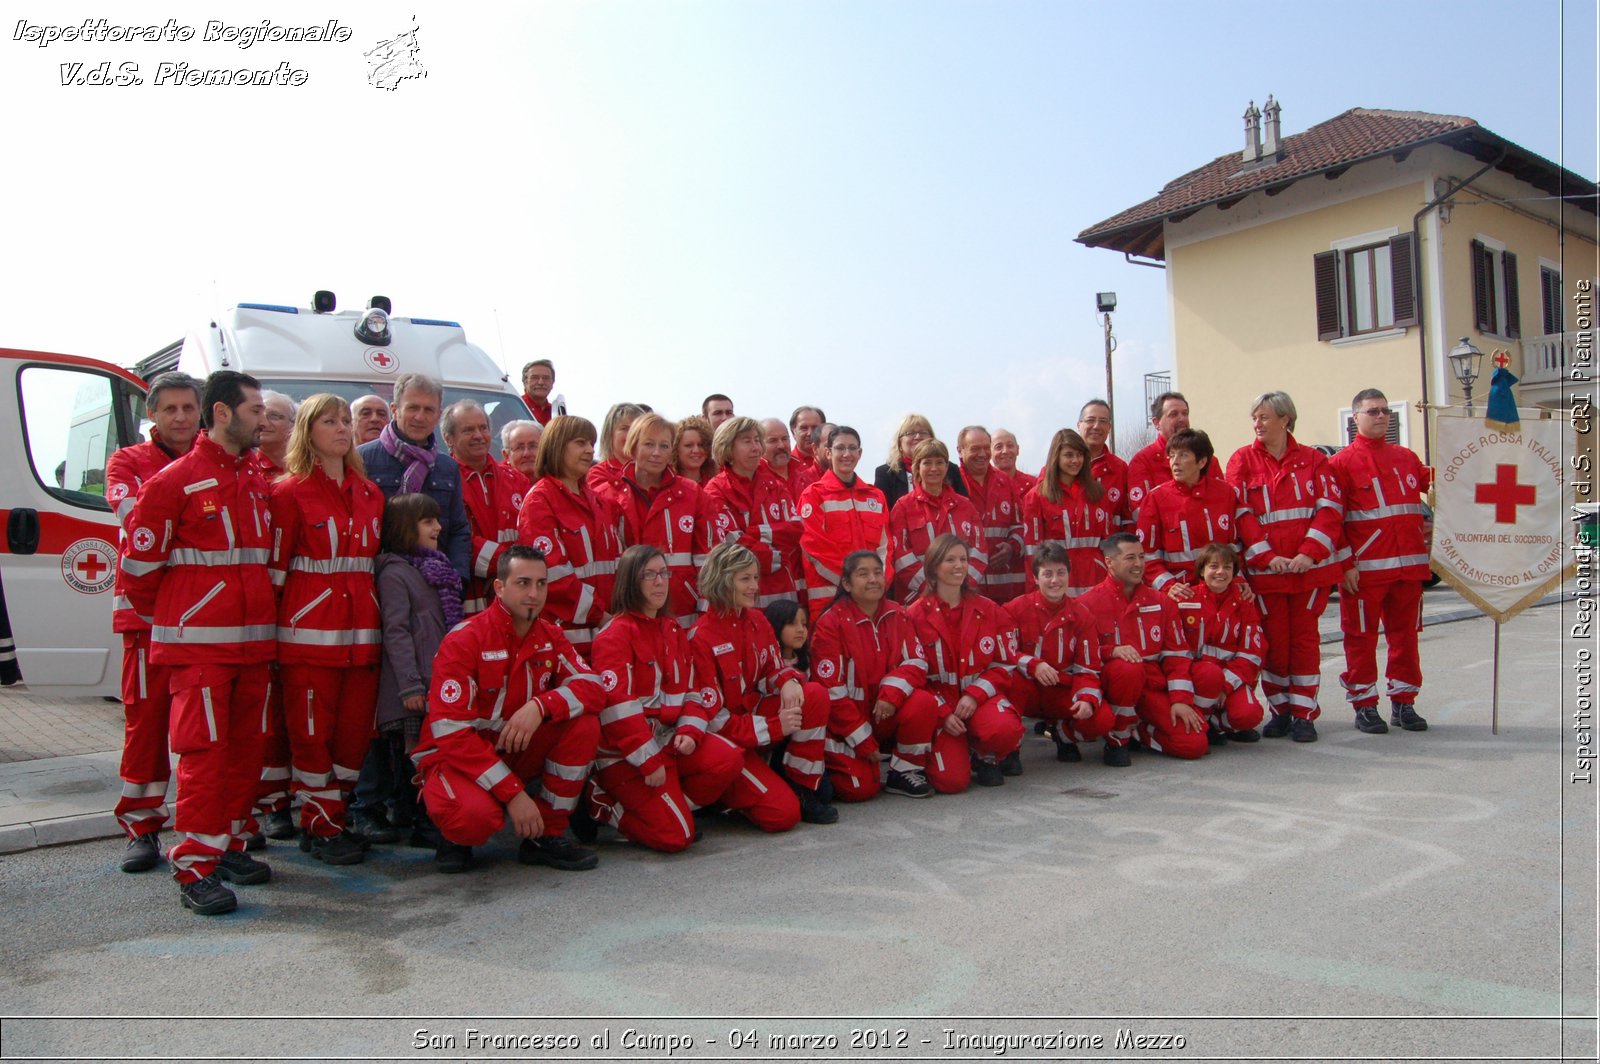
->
[1490, 619, 1502, 735]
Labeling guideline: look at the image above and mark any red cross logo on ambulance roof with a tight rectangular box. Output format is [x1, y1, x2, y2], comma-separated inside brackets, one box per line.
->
[363, 348, 398, 374]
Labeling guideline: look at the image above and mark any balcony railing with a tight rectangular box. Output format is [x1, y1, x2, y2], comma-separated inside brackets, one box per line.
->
[1521, 331, 1583, 386]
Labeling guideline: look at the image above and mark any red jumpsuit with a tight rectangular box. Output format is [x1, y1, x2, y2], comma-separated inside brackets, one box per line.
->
[702, 462, 803, 607]
[120, 434, 276, 882]
[268, 468, 385, 839]
[1002, 592, 1113, 743]
[1089, 450, 1131, 529]
[587, 611, 744, 851]
[809, 597, 936, 800]
[905, 592, 1024, 791]
[516, 477, 625, 656]
[411, 602, 603, 846]
[460, 459, 527, 615]
[585, 456, 626, 496]
[1329, 434, 1431, 711]
[688, 607, 829, 831]
[1021, 482, 1115, 597]
[1135, 477, 1254, 592]
[594, 465, 719, 628]
[1175, 582, 1266, 733]
[522, 395, 556, 427]
[1009, 468, 1039, 497]
[797, 471, 889, 615]
[961, 466, 1026, 603]
[887, 487, 988, 603]
[1227, 436, 1346, 722]
[787, 446, 822, 497]
[1075, 576, 1205, 759]
[249, 451, 292, 825]
[105, 432, 184, 840]
[1125, 436, 1222, 520]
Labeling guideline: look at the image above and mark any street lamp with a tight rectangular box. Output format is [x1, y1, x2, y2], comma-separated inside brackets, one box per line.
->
[1097, 293, 1117, 448]
[1449, 336, 1485, 413]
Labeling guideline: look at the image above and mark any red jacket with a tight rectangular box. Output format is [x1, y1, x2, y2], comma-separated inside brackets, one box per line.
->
[1003, 591, 1104, 709]
[1089, 449, 1131, 528]
[778, 456, 820, 499]
[961, 465, 1026, 602]
[412, 602, 604, 798]
[702, 462, 802, 605]
[797, 471, 889, 599]
[1328, 433, 1432, 584]
[589, 610, 708, 777]
[905, 592, 1013, 708]
[1008, 468, 1039, 497]
[1134, 476, 1256, 592]
[595, 465, 719, 626]
[1126, 436, 1222, 518]
[106, 434, 185, 634]
[267, 468, 385, 667]
[1226, 435, 1347, 593]
[522, 395, 556, 426]
[888, 486, 988, 602]
[585, 457, 626, 496]
[1021, 481, 1115, 597]
[1075, 576, 1194, 705]
[688, 607, 804, 750]
[119, 434, 276, 666]
[1174, 581, 1263, 694]
[809, 596, 929, 712]
[460, 459, 527, 615]
[516, 476, 625, 653]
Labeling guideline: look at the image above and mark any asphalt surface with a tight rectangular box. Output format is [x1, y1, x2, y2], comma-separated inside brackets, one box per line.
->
[1, 605, 1595, 1063]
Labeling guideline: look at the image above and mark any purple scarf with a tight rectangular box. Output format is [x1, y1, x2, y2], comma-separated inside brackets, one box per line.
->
[380, 421, 438, 495]
[405, 547, 463, 627]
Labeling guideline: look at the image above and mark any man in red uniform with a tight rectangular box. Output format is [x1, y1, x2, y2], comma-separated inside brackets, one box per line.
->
[445, 401, 525, 615]
[1077, 399, 1130, 528]
[412, 545, 604, 872]
[956, 426, 1026, 602]
[105, 372, 202, 874]
[762, 418, 816, 500]
[519, 360, 565, 426]
[1076, 534, 1206, 765]
[1330, 388, 1433, 734]
[787, 406, 827, 490]
[1126, 391, 1221, 520]
[990, 428, 1037, 496]
[120, 371, 276, 915]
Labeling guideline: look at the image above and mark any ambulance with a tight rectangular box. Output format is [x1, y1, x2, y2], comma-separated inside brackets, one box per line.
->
[1, 291, 529, 696]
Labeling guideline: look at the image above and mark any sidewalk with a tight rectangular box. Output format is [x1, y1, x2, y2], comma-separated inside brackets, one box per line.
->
[0, 584, 1580, 855]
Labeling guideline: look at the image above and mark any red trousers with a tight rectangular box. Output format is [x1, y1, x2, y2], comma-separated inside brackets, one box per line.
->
[591, 732, 744, 852]
[116, 633, 173, 839]
[253, 668, 290, 819]
[924, 693, 1024, 793]
[1339, 578, 1424, 709]
[1258, 587, 1332, 721]
[1006, 675, 1116, 743]
[753, 681, 830, 791]
[422, 714, 600, 847]
[1102, 659, 1207, 760]
[166, 664, 270, 883]
[281, 664, 379, 838]
[719, 750, 800, 832]
[1190, 660, 1266, 732]
[826, 689, 940, 802]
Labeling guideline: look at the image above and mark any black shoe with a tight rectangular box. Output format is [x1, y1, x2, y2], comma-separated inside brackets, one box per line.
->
[179, 873, 237, 915]
[1262, 713, 1293, 738]
[1207, 724, 1229, 747]
[793, 784, 841, 825]
[519, 834, 601, 870]
[569, 799, 600, 844]
[349, 811, 401, 845]
[263, 809, 297, 840]
[434, 842, 473, 874]
[1102, 743, 1132, 768]
[1355, 707, 1390, 734]
[216, 849, 272, 885]
[1051, 725, 1082, 762]
[407, 819, 443, 850]
[1291, 718, 1318, 743]
[120, 833, 161, 873]
[884, 769, 933, 798]
[308, 832, 367, 866]
[1391, 704, 1428, 731]
[1228, 728, 1261, 743]
[999, 750, 1023, 777]
[242, 832, 266, 852]
[972, 755, 1004, 787]
[1032, 719, 1049, 736]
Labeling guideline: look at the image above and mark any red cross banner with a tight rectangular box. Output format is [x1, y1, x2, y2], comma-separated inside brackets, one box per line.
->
[1431, 409, 1577, 622]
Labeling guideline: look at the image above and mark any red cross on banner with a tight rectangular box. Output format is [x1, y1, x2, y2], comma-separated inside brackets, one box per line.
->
[1474, 464, 1536, 524]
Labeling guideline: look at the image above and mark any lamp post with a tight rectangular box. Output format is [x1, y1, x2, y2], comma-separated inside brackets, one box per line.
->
[1097, 292, 1117, 448]
[1449, 336, 1485, 414]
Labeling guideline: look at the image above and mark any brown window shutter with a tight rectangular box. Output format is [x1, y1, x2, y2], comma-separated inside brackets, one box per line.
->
[1314, 250, 1341, 340]
[1542, 268, 1564, 334]
[1389, 232, 1418, 327]
[1502, 250, 1521, 338]
[1471, 240, 1493, 331]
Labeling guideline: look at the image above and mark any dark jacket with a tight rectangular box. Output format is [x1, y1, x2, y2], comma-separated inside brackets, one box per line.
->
[375, 553, 453, 730]
[873, 461, 967, 511]
[358, 435, 473, 579]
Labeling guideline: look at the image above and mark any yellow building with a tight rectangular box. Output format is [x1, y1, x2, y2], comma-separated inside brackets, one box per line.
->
[1077, 100, 1598, 463]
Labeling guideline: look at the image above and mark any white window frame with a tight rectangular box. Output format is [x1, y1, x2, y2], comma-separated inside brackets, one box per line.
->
[1337, 399, 1410, 449]
[1328, 227, 1406, 345]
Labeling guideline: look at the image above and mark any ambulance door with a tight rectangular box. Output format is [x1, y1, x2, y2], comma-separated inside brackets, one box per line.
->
[0, 354, 144, 695]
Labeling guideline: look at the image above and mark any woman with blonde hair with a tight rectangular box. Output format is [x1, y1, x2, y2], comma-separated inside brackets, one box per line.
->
[1022, 428, 1112, 597]
[702, 416, 802, 607]
[873, 413, 966, 509]
[671, 415, 718, 484]
[886, 438, 987, 603]
[587, 402, 648, 494]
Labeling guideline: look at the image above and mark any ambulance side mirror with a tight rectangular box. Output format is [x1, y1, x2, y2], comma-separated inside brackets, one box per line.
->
[7, 508, 39, 555]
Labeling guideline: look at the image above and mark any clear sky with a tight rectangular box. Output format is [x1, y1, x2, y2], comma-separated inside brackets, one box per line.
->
[4, 0, 1594, 469]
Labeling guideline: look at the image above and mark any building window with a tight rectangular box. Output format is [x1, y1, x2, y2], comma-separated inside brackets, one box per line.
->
[1470, 238, 1521, 339]
[1541, 266, 1564, 335]
[1344, 243, 1395, 334]
[1340, 401, 1408, 448]
[1314, 233, 1417, 341]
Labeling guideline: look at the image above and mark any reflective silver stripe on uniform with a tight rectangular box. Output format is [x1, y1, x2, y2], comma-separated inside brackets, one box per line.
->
[752, 716, 772, 746]
[968, 678, 997, 699]
[1065, 536, 1101, 550]
[278, 627, 382, 646]
[1243, 541, 1272, 560]
[289, 556, 374, 575]
[625, 737, 664, 768]
[1346, 503, 1426, 521]
[168, 547, 271, 566]
[116, 497, 136, 523]
[120, 557, 166, 577]
[474, 540, 498, 578]
[564, 625, 596, 645]
[655, 691, 687, 708]
[986, 571, 1027, 585]
[755, 592, 797, 609]
[547, 761, 588, 782]
[843, 721, 873, 749]
[1316, 498, 1344, 515]
[1357, 553, 1431, 572]
[707, 708, 731, 733]
[791, 726, 825, 743]
[121, 781, 168, 799]
[1257, 507, 1315, 524]
[556, 686, 586, 716]
[427, 717, 477, 738]
[545, 562, 576, 581]
[677, 715, 707, 733]
[1306, 528, 1336, 552]
[600, 699, 644, 725]
[662, 551, 694, 567]
[880, 675, 913, 697]
[200, 687, 218, 742]
[462, 596, 488, 613]
[292, 768, 334, 787]
[827, 684, 852, 700]
[573, 583, 595, 624]
[784, 755, 825, 777]
[1168, 679, 1195, 694]
[573, 558, 619, 579]
[152, 623, 276, 643]
[477, 762, 513, 791]
[823, 737, 854, 756]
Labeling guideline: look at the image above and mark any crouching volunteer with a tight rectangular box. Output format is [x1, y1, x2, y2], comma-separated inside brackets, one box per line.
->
[1003, 541, 1113, 763]
[809, 551, 938, 800]
[688, 542, 837, 828]
[1076, 534, 1206, 765]
[268, 394, 386, 866]
[1179, 543, 1266, 744]
[584, 546, 744, 851]
[119, 370, 275, 916]
[411, 546, 604, 873]
[905, 534, 1024, 790]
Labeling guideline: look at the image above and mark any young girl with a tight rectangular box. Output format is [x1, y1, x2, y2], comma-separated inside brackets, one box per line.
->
[1022, 428, 1112, 597]
[764, 599, 812, 677]
[1180, 542, 1266, 745]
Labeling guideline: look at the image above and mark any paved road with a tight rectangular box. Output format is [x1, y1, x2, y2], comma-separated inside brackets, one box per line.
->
[2, 605, 1595, 1062]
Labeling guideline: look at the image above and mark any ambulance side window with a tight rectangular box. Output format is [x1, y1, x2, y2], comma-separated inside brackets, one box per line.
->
[17, 365, 130, 512]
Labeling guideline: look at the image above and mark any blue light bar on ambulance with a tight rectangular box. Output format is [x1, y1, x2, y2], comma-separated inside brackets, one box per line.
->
[238, 303, 299, 314]
[409, 318, 462, 327]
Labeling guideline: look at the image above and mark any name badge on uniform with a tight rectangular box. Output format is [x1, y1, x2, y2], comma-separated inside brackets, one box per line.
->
[713, 642, 735, 655]
[481, 650, 508, 661]
[1138, 604, 1162, 613]
[183, 478, 219, 495]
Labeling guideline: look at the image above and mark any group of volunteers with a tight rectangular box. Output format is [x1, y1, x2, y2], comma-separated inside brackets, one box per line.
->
[106, 357, 1433, 915]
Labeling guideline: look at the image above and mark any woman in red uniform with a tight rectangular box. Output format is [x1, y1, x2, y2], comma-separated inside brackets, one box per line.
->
[689, 542, 837, 827]
[268, 393, 386, 866]
[1135, 428, 1257, 598]
[702, 417, 801, 607]
[585, 546, 745, 852]
[587, 403, 646, 494]
[810, 551, 938, 800]
[1179, 542, 1266, 744]
[517, 416, 625, 657]
[797, 425, 889, 616]
[1022, 428, 1113, 598]
[887, 439, 987, 603]
[672, 415, 718, 485]
[906, 533, 1024, 790]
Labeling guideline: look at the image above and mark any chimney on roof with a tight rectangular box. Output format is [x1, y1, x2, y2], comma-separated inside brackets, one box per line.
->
[1242, 100, 1262, 164]
[1262, 95, 1283, 159]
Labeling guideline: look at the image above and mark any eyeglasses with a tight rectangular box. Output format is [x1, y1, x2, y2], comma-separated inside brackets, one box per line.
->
[1359, 408, 1393, 417]
[901, 430, 930, 440]
[1080, 417, 1111, 426]
[640, 569, 672, 582]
